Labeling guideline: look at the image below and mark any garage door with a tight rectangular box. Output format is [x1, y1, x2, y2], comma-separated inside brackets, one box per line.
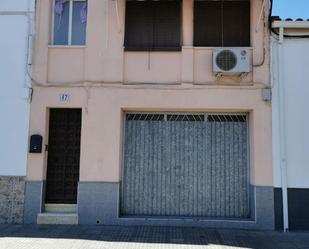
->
[121, 113, 250, 218]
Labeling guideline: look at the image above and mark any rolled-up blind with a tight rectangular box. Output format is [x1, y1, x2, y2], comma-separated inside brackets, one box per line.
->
[194, 0, 250, 47]
[124, 1, 181, 51]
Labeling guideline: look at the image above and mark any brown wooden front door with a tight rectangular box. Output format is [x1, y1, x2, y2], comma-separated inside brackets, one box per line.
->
[45, 109, 81, 204]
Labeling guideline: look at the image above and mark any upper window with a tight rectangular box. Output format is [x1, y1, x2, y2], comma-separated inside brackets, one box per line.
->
[194, 0, 250, 47]
[124, 0, 181, 51]
[53, 0, 87, 46]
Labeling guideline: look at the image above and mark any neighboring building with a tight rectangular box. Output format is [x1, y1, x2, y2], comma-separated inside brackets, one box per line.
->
[25, 0, 274, 230]
[271, 19, 309, 231]
[0, 0, 35, 223]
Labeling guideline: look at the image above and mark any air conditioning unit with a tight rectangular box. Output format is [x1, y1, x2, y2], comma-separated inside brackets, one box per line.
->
[213, 48, 251, 75]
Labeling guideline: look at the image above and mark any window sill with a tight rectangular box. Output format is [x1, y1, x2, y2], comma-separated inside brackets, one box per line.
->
[193, 46, 253, 50]
[48, 45, 87, 49]
[123, 46, 254, 51]
[124, 47, 182, 52]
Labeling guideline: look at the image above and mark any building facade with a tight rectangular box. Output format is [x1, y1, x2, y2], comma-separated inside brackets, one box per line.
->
[25, 0, 275, 229]
[0, 0, 35, 224]
[271, 20, 309, 231]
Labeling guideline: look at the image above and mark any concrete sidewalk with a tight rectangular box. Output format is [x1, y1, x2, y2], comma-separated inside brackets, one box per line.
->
[0, 225, 308, 249]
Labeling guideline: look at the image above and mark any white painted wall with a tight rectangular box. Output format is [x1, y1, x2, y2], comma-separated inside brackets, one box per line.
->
[272, 36, 309, 188]
[0, 0, 35, 176]
[0, 0, 30, 12]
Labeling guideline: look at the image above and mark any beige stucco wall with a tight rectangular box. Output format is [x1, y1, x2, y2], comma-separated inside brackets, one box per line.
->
[27, 86, 272, 186]
[32, 0, 269, 85]
[28, 0, 273, 187]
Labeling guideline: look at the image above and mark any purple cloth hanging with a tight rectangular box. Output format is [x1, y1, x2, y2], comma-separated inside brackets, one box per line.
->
[54, 0, 65, 15]
[80, 0, 88, 23]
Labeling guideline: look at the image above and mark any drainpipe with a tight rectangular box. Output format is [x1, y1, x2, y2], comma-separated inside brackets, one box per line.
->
[25, 0, 35, 101]
[277, 26, 289, 232]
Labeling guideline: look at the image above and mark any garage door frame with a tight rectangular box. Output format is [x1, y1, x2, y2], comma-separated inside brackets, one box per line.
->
[120, 112, 251, 219]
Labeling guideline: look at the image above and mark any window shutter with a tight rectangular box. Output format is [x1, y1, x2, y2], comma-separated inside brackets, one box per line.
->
[124, 0, 181, 51]
[124, 1, 153, 50]
[194, 0, 250, 47]
[194, 1, 222, 47]
[153, 1, 181, 51]
[223, 1, 250, 47]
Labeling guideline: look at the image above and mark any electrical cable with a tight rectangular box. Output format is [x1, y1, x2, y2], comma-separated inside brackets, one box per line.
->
[252, 0, 267, 67]
[28, 68, 268, 91]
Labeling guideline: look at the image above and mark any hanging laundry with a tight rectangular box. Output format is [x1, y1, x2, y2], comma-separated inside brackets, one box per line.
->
[80, 0, 88, 23]
[54, 0, 65, 15]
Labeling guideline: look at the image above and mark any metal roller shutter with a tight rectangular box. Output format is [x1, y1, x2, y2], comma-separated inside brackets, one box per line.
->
[121, 113, 250, 218]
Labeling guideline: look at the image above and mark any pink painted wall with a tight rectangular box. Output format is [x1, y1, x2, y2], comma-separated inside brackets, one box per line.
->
[32, 0, 269, 85]
[28, 0, 273, 187]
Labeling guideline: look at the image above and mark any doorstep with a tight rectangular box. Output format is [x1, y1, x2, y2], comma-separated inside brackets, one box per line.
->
[44, 204, 77, 213]
[37, 204, 78, 225]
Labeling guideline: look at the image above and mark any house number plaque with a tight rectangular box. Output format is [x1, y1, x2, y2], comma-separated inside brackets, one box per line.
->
[59, 93, 70, 102]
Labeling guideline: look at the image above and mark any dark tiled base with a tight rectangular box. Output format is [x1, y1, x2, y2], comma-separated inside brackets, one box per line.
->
[24, 181, 275, 229]
[274, 188, 309, 231]
[24, 181, 45, 224]
[78, 182, 275, 230]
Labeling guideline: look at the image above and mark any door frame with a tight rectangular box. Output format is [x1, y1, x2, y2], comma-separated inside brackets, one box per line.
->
[44, 108, 82, 204]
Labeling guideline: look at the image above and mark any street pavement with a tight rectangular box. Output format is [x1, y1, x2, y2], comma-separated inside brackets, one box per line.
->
[0, 224, 308, 249]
